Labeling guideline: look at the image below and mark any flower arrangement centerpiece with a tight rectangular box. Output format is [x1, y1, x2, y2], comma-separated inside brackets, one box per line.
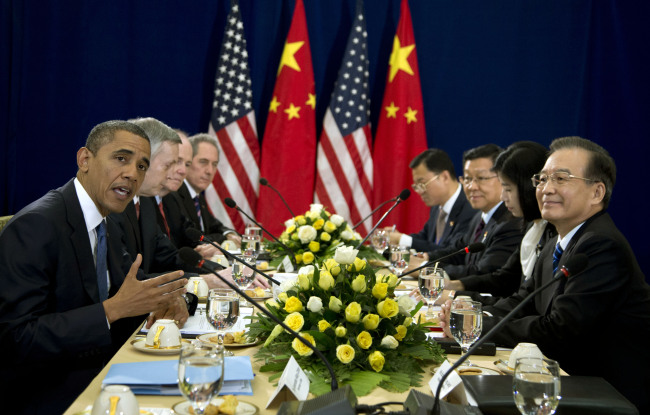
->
[247, 246, 446, 397]
[267, 203, 384, 269]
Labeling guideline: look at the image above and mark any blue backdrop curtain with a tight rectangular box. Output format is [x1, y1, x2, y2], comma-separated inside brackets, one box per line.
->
[1, 0, 649, 278]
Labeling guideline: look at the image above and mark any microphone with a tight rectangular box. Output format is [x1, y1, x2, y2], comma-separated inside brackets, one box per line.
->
[259, 177, 296, 218]
[416, 253, 589, 415]
[223, 197, 295, 257]
[399, 243, 486, 278]
[352, 196, 399, 230]
[185, 228, 280, 286]
[355, 189, 411, 249]
[178, 247, 345, 398]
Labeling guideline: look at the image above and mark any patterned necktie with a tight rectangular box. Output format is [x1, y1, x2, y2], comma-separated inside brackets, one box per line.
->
[95, 221, 108, 301]
[473, 219, 486, 242]
[552, 243, 564, 273]
[435, 210, 447, 243]
[193, 196, 204, 231]
[158, 200, 171, 238]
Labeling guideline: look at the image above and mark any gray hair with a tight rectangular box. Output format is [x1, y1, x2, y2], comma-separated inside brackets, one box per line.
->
[128, 117, 181, 158]
[85, 120, 149, 154]
[188, 133, 219, 158]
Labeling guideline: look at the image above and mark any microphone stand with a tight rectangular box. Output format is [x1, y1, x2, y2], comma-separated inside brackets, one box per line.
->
[178, 247, 339, 392]
[352, 197, 396, 230]
[355, 197, 407, 249]
[399, 244, 485, 278]
[260, 178, 296, 218]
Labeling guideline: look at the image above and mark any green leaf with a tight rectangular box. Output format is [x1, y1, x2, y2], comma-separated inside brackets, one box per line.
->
[346, 371, 390, 396]
[380, 371, 412, 392]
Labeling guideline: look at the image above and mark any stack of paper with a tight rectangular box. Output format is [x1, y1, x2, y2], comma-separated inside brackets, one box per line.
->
[102, 356, 254, 395]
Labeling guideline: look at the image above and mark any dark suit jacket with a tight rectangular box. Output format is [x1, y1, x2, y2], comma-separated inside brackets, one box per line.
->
[484, 211, 650, 412]
[160, 192, 199, 249]
[430, 203, 524, 279]
[174, 182, 230, 244]
[410, 189, 477, 252]
[0, 179, 144, 414]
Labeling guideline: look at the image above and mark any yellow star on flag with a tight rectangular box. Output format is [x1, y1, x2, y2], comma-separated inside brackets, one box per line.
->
[305, 93, 316, 109]
[385, 102, 399, 118]
[277, 41, 304, 75]
[284, 103, 301, 120]
[404, 107, 418, 124]
[388, 36, 415, 82]
[269, 96, 281, 113]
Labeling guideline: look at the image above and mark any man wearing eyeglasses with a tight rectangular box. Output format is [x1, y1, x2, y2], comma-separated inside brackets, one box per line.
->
[427, 144, 524, 279]
[440, 137, 650, 412]
[385, 149, 476, 253]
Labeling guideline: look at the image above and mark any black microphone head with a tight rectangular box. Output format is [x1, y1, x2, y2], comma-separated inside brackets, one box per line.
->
[259, 177, 268, 186]
[185, 227, 204, 243]
[179, 247, 203, 267]
[467, 242, 486, 253]
[224, 197, 237, 209]
[562, 253, 589, 276]
[398, 189, 411, 201]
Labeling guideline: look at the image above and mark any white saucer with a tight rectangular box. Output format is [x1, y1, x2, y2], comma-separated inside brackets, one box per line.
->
[172, 398, 258, 415]
[130, 338, 189, 355]
[197, 333, 261, 348]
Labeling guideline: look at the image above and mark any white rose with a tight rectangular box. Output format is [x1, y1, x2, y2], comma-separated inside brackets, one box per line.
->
[280, 277, 298, 293]
[333, 246, 358, 264]
[330, 214, 344, 227]
[397, 295, 416, 315]
[353, 232, 361, 240]
[380, 335, 399, 349]
[298, 225, 317, 243]
[307, 296, 323, 313]
[340, 230, 353, 240]
[285, 218, 296, 228]
[310, 203, 324, 213]
[298, 265, 315, 276]
[306, 210, 320, 220]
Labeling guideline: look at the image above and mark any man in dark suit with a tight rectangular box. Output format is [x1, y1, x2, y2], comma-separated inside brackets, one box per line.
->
[386, 149, 477, 252]
[0, 121, 188, 414]
[428, 144, 524, 279]
[441, 137, 650, 412]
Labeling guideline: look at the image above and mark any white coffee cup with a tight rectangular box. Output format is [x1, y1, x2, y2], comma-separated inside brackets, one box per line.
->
[91, 384, 139, 415]
[145, 319, 182, 349]
[186, 276, 209, 298]
[508, 342, 544, 369]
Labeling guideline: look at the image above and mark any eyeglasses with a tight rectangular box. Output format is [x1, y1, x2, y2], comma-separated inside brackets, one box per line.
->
[531, 172, 595, 188]
[459, 175, 497, 186]
[411, 174, 439, 192]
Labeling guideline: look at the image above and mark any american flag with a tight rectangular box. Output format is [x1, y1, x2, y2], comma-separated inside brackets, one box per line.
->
[314, 0, 373, 235]
[205, 0, 260, 233]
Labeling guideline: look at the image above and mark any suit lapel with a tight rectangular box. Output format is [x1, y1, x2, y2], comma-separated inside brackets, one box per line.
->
[441, 191, 467, 243]
[124, 201, 142, 253]
[178, 183, 201, 229]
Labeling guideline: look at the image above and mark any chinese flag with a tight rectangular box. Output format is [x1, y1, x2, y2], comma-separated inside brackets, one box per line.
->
[257, 0, 316, 235]
[372, 0, 429, 234]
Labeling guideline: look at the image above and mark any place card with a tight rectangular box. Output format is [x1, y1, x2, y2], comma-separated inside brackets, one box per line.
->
[429, 360, 463, 399]
[281, 255, 294, 273]
[266, 356, 309, 408]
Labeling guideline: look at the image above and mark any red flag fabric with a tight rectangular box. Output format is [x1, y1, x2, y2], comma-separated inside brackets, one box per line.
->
[314, 0, 373, 236]
[205, 0, 260, 233]
[372, 0, 429, 233]
[257, 0, 316, 235]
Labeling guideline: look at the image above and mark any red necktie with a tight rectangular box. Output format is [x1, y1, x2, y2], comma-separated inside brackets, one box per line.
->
[158, 201, 171, 238]
[473, 219, 485, 242]
[135, 201, 140, 220]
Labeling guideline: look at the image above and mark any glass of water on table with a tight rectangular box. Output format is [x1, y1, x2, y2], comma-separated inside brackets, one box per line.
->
[206, 288, 239, 356]
[178, 341, 225, 415]
[513, 357, 561, 415]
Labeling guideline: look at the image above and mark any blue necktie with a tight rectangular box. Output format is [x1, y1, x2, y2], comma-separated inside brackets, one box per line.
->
[193, 196, 204, 231]
[96, 221, 109, 301]
[552, 243, 564, 273]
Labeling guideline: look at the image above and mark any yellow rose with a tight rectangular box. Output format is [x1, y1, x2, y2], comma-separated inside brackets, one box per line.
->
[292, 333, 316, 356]
[296, 215, 307, 225]
[284, 312, 305, 332]
[328, 296, 343, 312]
[286, 225, 296, 234]
[368, 351, 385, 372]
[291, 233, 300, 241]
[362, 313, 380, 330]
[302, 251, 315, 264]
[308, 241, 320, 252]
[335, 325, 347, 337]
[313, 218, 325, 230]
[278, 292, 288, 302]
[336, 344, 355, 364]
[356, 331, 372, 349]
[394, 325, 407, 341]
[386, 273, 399, 287]
[372, 282, 388, 300]
[345, 302, 361, 323]
[377, 298, 399, 318]
[320, 232, 331, 242]
[284, 296, 304, 313]
[294, 253, 303, 264]
[318, 319, 331, 332]
[351, 275, 367, 293]
[323, 258, 341, 276]
[324, 221, 337, 232]
[347, 257, 367, 272]
[297, 274, 311, 291]
[403, 316, 412, 326]
[319, 272, 335, 291]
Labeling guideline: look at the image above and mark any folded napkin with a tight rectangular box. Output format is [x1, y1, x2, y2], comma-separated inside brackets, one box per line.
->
[103, 356, 254, 396]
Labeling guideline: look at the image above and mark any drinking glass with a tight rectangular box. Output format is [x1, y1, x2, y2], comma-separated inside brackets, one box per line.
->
[389, 245, 409, 275]
[206, 288, 239, 356]
[513, 357, 561, 415]
[232, 253, 256, 307]
[418, 267, 445, 317]
[449, 299, 482, 366]
[370, 230, 389, 255]
[242, 224, 262, 255]
[178, 341, 225, 415]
